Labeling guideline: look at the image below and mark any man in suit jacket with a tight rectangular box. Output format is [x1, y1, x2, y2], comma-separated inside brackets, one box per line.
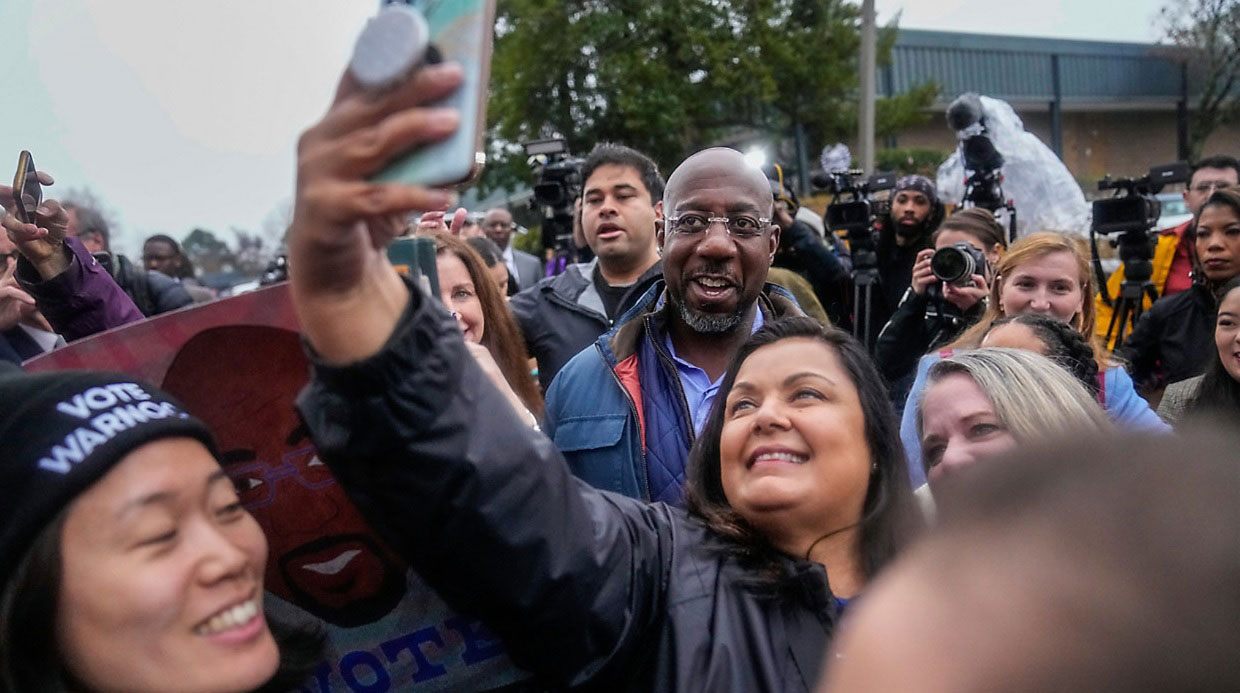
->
[483, 207, 542, 292]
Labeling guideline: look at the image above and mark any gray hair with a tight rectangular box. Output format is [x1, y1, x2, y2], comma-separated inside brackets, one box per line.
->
[918, 348, 1112, 472]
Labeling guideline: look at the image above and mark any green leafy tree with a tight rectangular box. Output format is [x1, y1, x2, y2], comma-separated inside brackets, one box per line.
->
[483, 0, 935, 193]
[181, 228, 235, 275]
[1159, 0, 1240, 160]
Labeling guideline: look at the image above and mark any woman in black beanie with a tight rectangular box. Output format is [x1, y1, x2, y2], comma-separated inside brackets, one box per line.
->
[0, 366, 318, 692]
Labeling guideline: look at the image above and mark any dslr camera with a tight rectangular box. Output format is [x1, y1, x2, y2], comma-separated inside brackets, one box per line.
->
[931, 242, 987, 287]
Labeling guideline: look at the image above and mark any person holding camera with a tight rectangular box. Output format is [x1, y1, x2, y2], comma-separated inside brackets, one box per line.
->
[867, 175, 946, 345]
[1119, 187, 1240, 395]
[874, 207, 1006, 395]
[898, 232, 1167, 486]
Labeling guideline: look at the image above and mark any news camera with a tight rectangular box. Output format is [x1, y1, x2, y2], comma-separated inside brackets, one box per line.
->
[812, 167, 896, 350]
[1091, 162, 1191, 347]
[813, 169, 896, 264]
[946, 93, 1016, 242]
[524, 138, 584, 266]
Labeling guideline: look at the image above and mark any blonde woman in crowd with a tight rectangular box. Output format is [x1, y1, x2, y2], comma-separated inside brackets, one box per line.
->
[900, 232, 1166, 484]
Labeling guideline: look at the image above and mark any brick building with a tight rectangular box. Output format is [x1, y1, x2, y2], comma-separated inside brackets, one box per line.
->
[885, 29, 1240, 180]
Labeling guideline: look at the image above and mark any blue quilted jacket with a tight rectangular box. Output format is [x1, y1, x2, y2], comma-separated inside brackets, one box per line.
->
[544, 281, 803, 504]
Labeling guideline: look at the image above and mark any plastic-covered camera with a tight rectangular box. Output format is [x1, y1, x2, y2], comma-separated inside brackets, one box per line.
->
[931, 242, 987, 286]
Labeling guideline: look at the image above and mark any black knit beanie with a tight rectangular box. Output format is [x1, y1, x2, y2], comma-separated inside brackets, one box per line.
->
[0, 364, 216, 586]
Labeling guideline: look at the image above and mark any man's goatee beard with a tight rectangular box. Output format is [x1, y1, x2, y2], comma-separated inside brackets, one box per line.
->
[679, 301, 746, 334]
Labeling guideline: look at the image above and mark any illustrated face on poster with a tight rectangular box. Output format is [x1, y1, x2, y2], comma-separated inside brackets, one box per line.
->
[162, 326, 407, 627]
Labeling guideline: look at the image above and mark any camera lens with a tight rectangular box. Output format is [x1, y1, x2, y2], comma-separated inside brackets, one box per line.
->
[931, 246, 974, 284]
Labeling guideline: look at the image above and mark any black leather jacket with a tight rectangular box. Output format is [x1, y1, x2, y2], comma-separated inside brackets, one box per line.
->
[297, 282, 842, 691]
[1118, 283, 1217, 392]
[874, 287, 985, 387]
[510, 260, 662, 391]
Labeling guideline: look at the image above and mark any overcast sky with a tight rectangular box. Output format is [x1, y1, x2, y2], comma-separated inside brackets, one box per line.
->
[1, 0, 1168, 256]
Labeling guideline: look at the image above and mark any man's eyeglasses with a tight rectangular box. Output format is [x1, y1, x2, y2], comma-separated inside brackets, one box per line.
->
[1191, 181, 1232, 194]
[665, 214, 770, 240]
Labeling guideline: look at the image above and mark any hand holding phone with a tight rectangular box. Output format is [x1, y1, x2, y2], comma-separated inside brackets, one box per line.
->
[11, 151, 42, 225]
[349, 0, 495, 187]
[287, 19, 468, 363]
[1, 156, 71, 278]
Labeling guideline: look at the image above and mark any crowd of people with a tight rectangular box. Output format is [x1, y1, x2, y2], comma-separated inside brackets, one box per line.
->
[1, 49, 1239, 693]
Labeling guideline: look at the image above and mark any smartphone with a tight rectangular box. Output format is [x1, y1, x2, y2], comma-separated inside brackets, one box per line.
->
[387, 236, 441, 300]
[12, 151, 41, 224]
[355, 0, 495, 187]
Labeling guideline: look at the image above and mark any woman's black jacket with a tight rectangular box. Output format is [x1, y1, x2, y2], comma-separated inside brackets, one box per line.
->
[296, 281, 842, 691]
[1118, 283, 1217, 392]
[874, 288, 985, 388]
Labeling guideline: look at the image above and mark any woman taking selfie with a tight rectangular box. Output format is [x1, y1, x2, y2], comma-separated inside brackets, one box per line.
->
[0, 368, 319, 692]
[297, 309, 918, 689]
[898, 232, 1166, 483]
[285, 62, 917, 687]
[1158, 276, 1240, 425]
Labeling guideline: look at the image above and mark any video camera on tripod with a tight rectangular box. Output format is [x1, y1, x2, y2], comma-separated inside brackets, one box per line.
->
[524, 138, 584, 271]
[1091, 161, 1190, 348]
[946, 93, 1016, 243]
[812, 166, 896, 350]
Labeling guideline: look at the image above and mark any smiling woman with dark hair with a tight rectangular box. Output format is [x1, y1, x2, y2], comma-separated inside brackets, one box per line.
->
[1159, 275, 1240, 425]
[687, 318, 916, 595]
[279, 62, 920, 690]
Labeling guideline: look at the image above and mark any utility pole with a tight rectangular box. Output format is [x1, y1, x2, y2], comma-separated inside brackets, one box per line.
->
[859, 0, 876, 174]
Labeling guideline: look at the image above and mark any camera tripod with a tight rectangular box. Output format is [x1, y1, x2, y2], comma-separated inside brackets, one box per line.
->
[1099, 229, 1159, 350]
[1104, 277, 1158, 350]
[851, 251, 882, 353]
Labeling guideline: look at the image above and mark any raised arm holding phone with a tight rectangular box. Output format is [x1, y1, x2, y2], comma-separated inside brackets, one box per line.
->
[0, 158, 142, 352]
[288, 18, 915, 685]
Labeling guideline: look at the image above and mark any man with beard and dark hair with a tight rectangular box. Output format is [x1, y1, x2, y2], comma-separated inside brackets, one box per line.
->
[543, 148, 805, 505]
[869, 175, 945, 345]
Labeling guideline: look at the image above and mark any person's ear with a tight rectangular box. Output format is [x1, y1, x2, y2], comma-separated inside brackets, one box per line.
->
[767, 223, 781, 263]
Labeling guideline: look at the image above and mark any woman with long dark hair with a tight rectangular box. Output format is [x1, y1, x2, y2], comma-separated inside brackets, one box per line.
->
[687, 318, 916, 596]
[433, 232, 543, 419]
[1159, 275, 1240, 425]
[1122, 187, 1240, 394]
